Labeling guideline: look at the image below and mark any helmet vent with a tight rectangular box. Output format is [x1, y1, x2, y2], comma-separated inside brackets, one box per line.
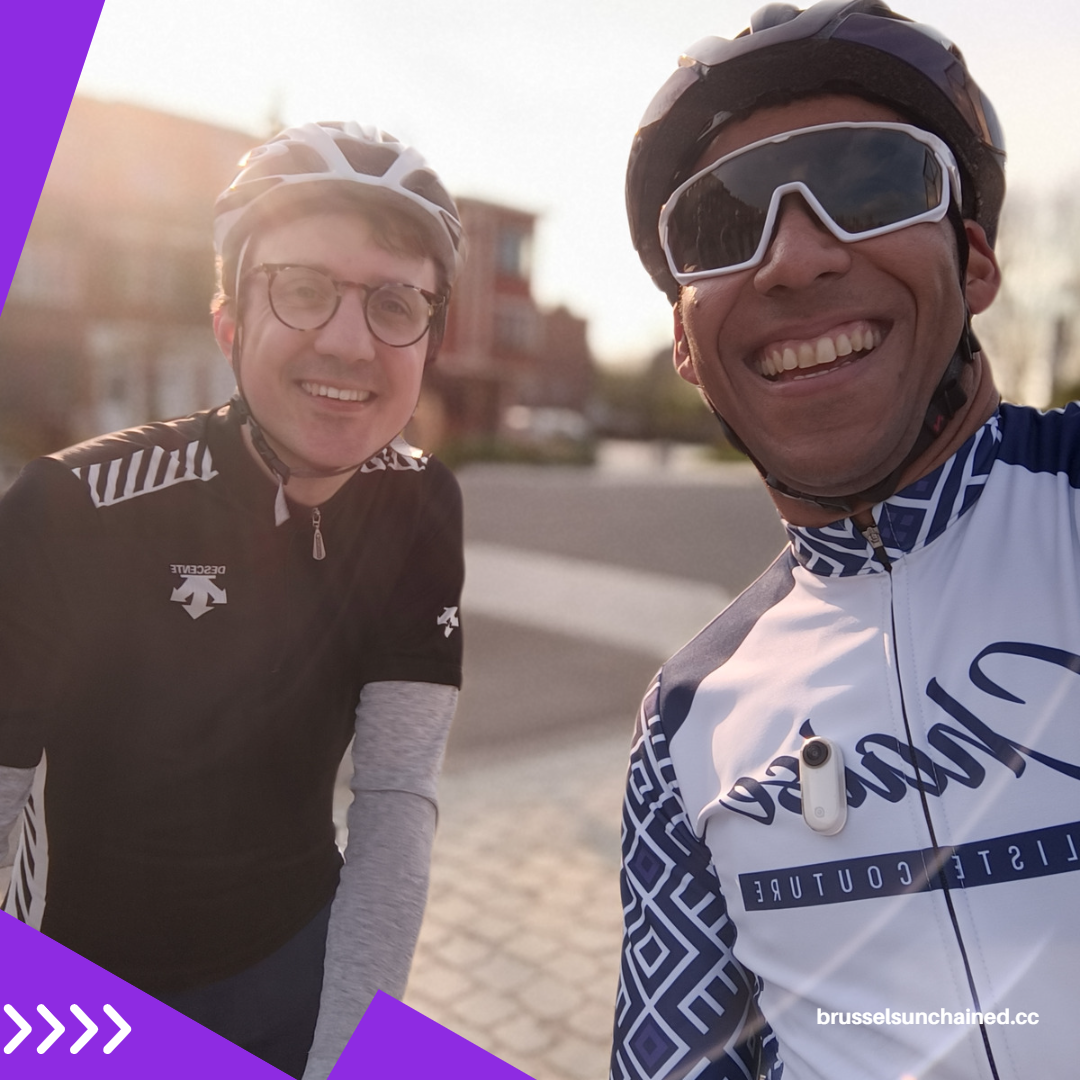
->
[403, 170, 458, 216]
[274, 144, 326, 176]
[336, 140, 397, 177]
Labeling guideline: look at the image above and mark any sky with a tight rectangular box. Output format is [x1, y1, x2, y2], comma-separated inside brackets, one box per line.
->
[75, 0, 1080, 368]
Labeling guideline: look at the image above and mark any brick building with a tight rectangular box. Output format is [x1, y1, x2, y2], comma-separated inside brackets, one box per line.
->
[0, 100, 595, 463]
[0, 96, 251, 458]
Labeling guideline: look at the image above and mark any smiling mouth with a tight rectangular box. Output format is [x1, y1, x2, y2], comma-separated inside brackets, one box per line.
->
[757, 324, 883, 380]
[301, 381, 372, 403]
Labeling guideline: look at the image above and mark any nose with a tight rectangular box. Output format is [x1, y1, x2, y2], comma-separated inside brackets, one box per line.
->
[752, 194, 851, 294]
[311, 287, 378, 360]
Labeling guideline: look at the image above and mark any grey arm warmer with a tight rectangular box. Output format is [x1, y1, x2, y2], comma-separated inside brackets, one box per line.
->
[302, 680, 458, 1080]
[0, 765, 35, 899]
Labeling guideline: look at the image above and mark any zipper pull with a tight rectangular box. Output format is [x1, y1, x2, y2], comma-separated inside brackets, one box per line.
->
[311, 507, 326, 561]
[854, 515, 891, 571]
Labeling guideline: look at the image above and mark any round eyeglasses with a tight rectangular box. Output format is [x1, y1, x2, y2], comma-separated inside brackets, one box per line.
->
[248, 263, 446, 347]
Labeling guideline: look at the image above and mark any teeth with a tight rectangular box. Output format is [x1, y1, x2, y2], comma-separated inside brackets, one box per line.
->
[758, 325, 881, 378]
[816, 338, 837, 365]
[302, 382, 371, 403]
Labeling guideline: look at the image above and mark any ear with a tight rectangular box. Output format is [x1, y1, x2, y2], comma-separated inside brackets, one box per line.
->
[213, 307, 237, 366]
[963, 221, 1001, 316]
[673, 302, 701, 386]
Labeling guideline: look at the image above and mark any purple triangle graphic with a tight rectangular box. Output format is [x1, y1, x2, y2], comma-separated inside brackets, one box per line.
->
[0, 1, 105, 310]
[3, 915, 540, 1079]
[333, 992, 537, 1079]
[0, 912, 280, 1077]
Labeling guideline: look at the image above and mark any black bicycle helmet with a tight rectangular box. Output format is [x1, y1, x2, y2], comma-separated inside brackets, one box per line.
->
[627, 0, 1006, 304]
[625, 1, 1006, 514]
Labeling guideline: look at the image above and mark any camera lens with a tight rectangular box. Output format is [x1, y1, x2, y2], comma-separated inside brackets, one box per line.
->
[802, 738, 830, 768]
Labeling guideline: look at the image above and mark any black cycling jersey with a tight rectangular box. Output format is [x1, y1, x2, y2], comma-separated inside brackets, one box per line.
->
[0, 404, 463, 995]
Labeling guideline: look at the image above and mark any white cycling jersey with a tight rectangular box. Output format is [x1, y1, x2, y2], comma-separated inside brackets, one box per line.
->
[613, 402, 1080, 1080]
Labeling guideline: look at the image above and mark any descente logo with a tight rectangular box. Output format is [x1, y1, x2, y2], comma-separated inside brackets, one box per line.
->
[170, 565, 227, 620]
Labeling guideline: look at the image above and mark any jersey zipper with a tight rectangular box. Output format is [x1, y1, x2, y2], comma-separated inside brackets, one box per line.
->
[311, 507, 326, 561]
[870, 512, 1002, 1080]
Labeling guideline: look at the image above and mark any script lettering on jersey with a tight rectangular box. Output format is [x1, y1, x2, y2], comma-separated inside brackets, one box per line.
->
[719, 640, 1080, 825]
[169, 565, 228, 620]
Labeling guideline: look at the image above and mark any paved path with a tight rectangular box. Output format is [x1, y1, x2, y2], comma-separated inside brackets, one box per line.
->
[406, 538, 730, 1079]
[333, 456, 783, 1079]
[403, 729, 630, 1080]
[331, 539, 730, 1079]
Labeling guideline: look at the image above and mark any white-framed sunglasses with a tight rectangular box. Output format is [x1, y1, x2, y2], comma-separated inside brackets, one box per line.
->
[659, 121, 963, 283]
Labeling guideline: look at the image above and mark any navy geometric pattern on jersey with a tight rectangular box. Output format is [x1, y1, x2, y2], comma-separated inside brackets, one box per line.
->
[786, 413, 1001, 577]
[613, 403, 1080, 1079]
[612, 679, 777, 1080]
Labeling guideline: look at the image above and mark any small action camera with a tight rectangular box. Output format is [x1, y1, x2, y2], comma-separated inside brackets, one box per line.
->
[800, 736, 847, 835]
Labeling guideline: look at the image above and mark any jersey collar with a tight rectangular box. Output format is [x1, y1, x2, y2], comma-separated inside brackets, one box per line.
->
[785, 410, 1003, 578]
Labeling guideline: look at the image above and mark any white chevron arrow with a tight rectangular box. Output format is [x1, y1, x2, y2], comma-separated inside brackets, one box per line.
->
[102, 1005, 131, 1053]
[68, 1005, 98, 1053]
[36, 1005, 64, 1053]
[3, 1005, 31, 1054]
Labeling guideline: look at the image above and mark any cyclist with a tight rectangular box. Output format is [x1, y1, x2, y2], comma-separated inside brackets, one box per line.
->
[614, 4, 1077, 1077]
[0, 121, 466, 1080]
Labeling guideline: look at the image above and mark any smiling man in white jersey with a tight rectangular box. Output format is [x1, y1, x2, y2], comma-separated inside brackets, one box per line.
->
[0, 122, 466, 1080]
[613, 3, 1080, 1078]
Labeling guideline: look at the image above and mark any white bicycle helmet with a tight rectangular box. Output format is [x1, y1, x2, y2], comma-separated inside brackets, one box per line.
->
[214, 121, 466, 298]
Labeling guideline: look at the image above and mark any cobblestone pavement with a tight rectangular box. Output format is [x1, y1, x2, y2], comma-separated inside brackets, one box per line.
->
[336, 458, 780, 1079]
[403, 728, 631, 1080]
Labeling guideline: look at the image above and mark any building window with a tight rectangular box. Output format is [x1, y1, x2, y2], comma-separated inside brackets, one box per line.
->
[496, 228, 531, 280]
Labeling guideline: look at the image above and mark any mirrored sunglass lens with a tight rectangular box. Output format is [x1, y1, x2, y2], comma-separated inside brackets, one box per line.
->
[366, 285, 428, 344]
[810, 132, 942, 232]
[270, 267, 337, 328]
[667, 173, 768, 274]
[666, 128, 944, 274]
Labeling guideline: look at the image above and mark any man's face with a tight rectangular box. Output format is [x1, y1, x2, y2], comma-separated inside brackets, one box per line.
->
[675, 95, 970, 497]
[219, 210, 437, 474]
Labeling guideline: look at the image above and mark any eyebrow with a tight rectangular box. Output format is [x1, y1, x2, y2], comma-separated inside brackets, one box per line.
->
[262, 262, 436, 296]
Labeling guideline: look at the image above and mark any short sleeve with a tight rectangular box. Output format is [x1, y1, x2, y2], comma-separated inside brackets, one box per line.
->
[360, 460, 463, 688]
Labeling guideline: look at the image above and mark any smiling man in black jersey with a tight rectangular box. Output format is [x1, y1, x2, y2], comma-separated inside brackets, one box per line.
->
[0, 122, 466, 1080]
